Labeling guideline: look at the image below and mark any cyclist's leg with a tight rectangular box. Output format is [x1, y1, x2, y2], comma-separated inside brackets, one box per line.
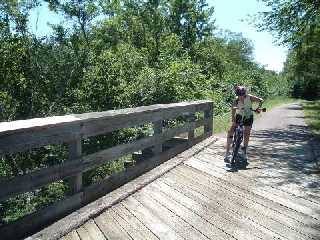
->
[243, 115, 253, 160]
[226, 123, 236, 153]
[226, 114, 241, 153]
[243, 125, 251, 149]
[224, 123, 236, 162]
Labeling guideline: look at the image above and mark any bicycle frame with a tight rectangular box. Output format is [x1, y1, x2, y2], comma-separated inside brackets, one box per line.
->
[230, 107, 266, 166]
[231, 117, 244, 164]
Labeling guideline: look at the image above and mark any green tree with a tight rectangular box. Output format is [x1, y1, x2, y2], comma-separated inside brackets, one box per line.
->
[166, 0, 215, 49]
[45, 0, 100, 46]
[256, 0, 320, 99]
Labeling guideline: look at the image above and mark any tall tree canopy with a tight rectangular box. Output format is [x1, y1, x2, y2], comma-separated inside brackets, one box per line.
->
[256, 0, 320, 99]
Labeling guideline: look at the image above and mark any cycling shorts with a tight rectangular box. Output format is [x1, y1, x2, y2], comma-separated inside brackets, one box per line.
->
[235, 114, 253, 127]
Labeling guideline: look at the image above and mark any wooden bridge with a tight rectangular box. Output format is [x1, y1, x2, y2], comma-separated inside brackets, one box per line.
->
[0, 101, 319, 240]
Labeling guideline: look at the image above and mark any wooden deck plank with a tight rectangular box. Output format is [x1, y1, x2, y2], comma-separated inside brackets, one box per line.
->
[82, 220, 106, 240]
[148, 179, 284, 240]
[178, 161, 319, 227]
[159, 172, 284, 240]
[186, 157, 320, 228]
[203, 146, 320, 205]
[195, 153, 320, 219]
[164, 167, 318, 240]
[108, 206, 158, 240]
[200, 148, 320, 206]
[171, 165, 320, 239]
[95, 211, 132, 239]
[113, 204, 159, 240]
[133, 191, 210, 240]
[121, 196, 184, 240]
[60, 230, 80, 240]
[185, 156, 320, 221]
[200, 150, 320, 209]
[143, 182, 234, 240]
[144, 181, 272, 240]
[76, 226, 92, 240]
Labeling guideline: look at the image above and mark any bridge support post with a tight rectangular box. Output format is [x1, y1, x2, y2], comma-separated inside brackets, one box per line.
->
[67, 139, 83, 194]
[188, 114, 195, 142]
[204, 104, 213, 135]
[153, 120, 163, 154]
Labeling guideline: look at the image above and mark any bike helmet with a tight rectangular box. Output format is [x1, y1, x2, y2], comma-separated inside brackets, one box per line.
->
[235, 86, 247, 96]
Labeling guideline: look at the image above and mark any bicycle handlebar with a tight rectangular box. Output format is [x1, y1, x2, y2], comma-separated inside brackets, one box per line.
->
[253, 107, 266, 113]
[232, 107, 267, 113]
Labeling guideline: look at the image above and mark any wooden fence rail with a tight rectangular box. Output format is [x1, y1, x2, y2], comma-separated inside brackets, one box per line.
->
[0, 100, 213, 239]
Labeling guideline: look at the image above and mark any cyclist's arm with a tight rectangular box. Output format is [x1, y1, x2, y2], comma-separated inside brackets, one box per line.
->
[249, 94, 264, 107]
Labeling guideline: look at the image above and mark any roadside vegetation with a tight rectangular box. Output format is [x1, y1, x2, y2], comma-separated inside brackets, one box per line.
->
[303, 100, 320, 140]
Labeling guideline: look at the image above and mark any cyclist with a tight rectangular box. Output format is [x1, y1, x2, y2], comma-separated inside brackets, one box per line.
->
[224, 86, 264, 163]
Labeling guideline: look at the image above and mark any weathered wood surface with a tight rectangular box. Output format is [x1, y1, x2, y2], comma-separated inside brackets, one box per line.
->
[2, 135, 210, 240]
[0, 119, 206, 202]
[28, 137, 216, 240]
[0, 101, 214, 240]
[67, 139, 83, 194]
[0, 100, 211, 154]
[28, 136, 320, 240]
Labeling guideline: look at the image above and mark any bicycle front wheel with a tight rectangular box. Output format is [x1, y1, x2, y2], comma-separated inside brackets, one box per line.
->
[231, 130, 243, 164]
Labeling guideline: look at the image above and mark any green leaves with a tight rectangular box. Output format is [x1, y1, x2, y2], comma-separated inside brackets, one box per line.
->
[257, 0, 320, 48]
[1, 1, 41, 38]
[81, 43, 148, 110]
[256, 0, 320, 99]
[166, 0, 215, 49]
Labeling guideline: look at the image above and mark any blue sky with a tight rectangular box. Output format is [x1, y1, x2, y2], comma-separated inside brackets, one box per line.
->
[29, 2, 59, 35]
[208, 0, 287, 72]
[29, 0, 287, 72]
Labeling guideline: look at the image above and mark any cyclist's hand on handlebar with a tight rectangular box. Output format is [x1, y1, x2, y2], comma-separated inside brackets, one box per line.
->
[254, 107, 266, 113]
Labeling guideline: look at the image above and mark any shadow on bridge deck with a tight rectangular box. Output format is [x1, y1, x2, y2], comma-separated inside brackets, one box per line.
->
[31, 135, 320, 240]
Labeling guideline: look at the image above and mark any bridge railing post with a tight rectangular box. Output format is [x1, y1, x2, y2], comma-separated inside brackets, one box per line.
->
[152, 120, 163, 154]
[204, 103, 213, 136]
[67, 139, 83, 194]
[187, 114, 195, 143]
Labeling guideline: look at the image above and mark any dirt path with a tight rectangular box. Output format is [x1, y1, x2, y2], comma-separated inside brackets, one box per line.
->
[213, 103, 320, 204]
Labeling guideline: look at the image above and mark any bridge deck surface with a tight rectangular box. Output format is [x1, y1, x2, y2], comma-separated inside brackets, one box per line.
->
[60, 137, 320, 240]
[55, 103, 320, 240]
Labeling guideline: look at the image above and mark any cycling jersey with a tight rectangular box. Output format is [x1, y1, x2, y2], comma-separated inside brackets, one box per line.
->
[235, 95, 252, 118]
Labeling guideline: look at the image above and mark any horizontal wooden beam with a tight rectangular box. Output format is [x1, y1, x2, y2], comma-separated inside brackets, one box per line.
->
[0, 192, 84, 240]
[0, 133, 212, 240]
[0, 119, 207, 202]
[0, 101, 212, 154]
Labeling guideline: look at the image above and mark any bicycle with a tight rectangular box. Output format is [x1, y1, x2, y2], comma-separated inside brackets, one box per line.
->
[226, 106, 266, 170]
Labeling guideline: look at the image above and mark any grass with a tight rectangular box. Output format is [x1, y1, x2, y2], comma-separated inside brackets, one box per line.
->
[213, 96, 301, 134]
[302, 99, 320, 140]
[214, 112, 232, 134]
[261, 96, 301, 111]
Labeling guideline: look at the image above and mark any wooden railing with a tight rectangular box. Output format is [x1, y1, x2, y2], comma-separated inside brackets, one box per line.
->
[0, 100, 213, 239]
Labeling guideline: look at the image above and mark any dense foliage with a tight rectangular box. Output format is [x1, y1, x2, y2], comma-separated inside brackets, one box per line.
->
[256, 0, 320, 99]
[0, 0, 288, 224]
